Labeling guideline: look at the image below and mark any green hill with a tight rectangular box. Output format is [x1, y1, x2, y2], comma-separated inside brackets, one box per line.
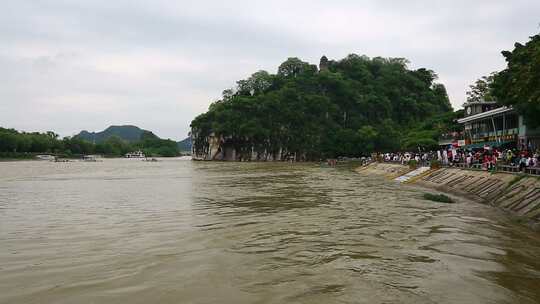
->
[191, 54, 455, 160]
[75, 125, 157, 143]
[177, 137, 192, 152]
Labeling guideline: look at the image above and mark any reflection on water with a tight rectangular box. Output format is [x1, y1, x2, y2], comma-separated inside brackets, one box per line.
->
[0, 159, 539, 304]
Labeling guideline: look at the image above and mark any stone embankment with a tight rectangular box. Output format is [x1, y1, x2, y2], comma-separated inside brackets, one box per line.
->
[357, 162, 540, 226]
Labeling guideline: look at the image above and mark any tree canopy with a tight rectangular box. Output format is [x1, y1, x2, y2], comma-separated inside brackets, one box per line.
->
[466, 73, 497, 103]
[191, 54, 454, 159]
[492, 34, 540, 128]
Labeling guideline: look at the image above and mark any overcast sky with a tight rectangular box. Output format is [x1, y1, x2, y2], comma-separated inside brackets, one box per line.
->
[1, 1, 538, 140]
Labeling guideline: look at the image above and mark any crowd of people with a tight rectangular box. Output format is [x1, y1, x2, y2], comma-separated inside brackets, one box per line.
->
[377, 146, 540, 172]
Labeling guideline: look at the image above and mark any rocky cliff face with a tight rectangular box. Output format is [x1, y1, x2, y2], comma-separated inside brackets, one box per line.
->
[191, 132, 291, 161]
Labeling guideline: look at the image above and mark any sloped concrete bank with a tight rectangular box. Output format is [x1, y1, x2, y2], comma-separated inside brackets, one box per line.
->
[357, 162, 540, 229]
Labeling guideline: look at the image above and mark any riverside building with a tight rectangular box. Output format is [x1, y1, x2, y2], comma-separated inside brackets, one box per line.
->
[457, 100, 540, 150]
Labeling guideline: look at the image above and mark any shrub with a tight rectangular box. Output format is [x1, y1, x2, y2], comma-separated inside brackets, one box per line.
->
[408, 159, 418, 169]
[423, 193, 455, 204]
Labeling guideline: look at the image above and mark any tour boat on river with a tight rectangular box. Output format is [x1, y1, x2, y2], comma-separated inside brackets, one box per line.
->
[36, 154, 55, 161]
[125, 150, 145, 158]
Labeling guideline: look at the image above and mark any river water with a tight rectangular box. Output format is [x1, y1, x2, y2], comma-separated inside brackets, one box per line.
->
[1, 159, 539, 304]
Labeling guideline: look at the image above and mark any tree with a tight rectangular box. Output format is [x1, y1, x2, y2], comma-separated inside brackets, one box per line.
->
[222, 88, 235, 101]
[236, 70, 274, 96]
[432, 83, 452, 112]
[0, 130, 18, 152]
[466, 73, 497, 103]
[414, 68, 437, 86]
[277, 57, 316, 78]
[492, 34, 540, 128]
[357, 125, 378, 155]
[98, 136, 130, 156]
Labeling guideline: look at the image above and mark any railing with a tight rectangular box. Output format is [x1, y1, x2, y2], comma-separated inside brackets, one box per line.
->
[498, 165, 521, 173]
[472, 164, 483, 170]
[440, 162, 482, 170]
[452, 163, 468, 169]
[449, 163, 540, 176]
[384, 159, 404, 164]
[525, 167, 540, 175]
[378, 159, 540, 176]
[498, 165, 540, 175]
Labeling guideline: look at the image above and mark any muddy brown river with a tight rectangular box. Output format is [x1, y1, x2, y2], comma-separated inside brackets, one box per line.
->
[1, 159, 539, 303]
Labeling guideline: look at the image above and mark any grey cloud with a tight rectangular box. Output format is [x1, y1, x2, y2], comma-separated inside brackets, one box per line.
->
[1, 0, 539, 139]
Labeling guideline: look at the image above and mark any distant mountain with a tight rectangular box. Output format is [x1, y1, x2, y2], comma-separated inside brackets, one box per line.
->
[76, 125, 157, 143]
[177, 137, 192, 151]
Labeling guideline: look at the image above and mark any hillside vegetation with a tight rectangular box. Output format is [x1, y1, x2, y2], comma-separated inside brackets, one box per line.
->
[191, 54, 456, 160]
[0, 126, 181, 158]
[492, 34, 540, 128]
[177, 137, 192, 152]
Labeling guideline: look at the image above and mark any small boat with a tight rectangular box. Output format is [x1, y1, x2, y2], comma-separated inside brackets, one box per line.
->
[36, 154, 55, 161]
[82, 155, 102, 162]
[125, 150, 146, 158]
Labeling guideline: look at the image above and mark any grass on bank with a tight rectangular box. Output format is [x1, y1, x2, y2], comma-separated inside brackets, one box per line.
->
[423, 193, 455, 204]
[508, 174, 526, 187]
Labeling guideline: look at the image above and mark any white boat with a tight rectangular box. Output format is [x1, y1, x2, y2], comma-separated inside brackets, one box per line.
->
[82, 155, 102, 162]
[36, 154, 55, 161]
[125, 150, 145, 158]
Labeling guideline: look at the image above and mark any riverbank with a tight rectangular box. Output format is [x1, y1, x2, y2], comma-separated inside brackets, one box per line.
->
[357, 162, 540, 230]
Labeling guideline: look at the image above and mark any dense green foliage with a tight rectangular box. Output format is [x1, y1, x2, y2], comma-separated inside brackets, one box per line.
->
[137, 131, 179, 157]
[0, 127, 180, 158]
[492, 34, 540, 128]
[191, 54, 454, 159]
[401, 110, 463, 151]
